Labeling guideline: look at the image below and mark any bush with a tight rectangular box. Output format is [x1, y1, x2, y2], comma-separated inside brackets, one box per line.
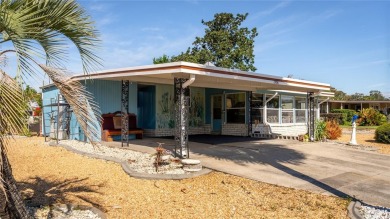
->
[358, 108, 387, 126]
[315, 120, 327, 141]
[326, 120, 342, 140]
[321, 113, 343, 124]
[331, 109, 357, 125]
[375, 123, 390, 144]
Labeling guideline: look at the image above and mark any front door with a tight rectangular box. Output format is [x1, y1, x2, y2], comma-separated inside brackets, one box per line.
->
[211, 95, 222, 133]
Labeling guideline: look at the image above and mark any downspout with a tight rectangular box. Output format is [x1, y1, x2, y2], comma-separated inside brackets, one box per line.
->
[317, 97, 329, 120]
[263, 92, 278, 125]
[182, 74, 195, 88]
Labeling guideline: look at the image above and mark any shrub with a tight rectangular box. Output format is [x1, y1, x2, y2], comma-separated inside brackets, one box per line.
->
[321, 113, 343, 124]
[315, 120, 327, 141]
[326, 120, 342, 140]
[358, 108, 387, 126]
[331, 109, 357, 125]
[375, 123, 390, 144]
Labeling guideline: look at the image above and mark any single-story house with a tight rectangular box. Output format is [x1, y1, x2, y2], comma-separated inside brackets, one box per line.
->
[320, 100, 390, 115]
[41, 62, 333, 145]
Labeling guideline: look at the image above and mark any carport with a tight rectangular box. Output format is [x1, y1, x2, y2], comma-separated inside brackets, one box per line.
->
[52, 62, 333, 158]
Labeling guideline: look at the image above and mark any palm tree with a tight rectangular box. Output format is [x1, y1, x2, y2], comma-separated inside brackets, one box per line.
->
[0, 0, 102, 218]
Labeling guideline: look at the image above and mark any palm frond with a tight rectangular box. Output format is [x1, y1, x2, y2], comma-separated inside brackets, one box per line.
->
[0, 70, 28, 136]
[40, 65, 102, 144]
[0, 0, 101, 77]
[0, 70, 28, 198]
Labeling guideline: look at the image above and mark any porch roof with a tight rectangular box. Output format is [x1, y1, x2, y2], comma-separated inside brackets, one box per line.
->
[328, 100, 390, 104]
[59, 62, 332, 95]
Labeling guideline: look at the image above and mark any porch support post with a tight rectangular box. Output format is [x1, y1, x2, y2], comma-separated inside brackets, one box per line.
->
[248, 91, 252, 137]
[121, 80, 129, 147]
[307, 92, 315, 141]
[326, 100, 329, 114]
[174, 78, 190, 158]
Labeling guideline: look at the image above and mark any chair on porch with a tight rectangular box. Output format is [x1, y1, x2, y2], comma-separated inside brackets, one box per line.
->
[101, 111, 143, 141]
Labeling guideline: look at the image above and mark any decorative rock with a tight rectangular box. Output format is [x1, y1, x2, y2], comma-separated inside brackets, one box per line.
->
[181, 159, 202, 172]
[161, 155, 171, 161]
[181, 159, 201, 165]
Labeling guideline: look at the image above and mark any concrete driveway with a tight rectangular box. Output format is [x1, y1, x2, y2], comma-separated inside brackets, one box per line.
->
[112, 135, 390, 208]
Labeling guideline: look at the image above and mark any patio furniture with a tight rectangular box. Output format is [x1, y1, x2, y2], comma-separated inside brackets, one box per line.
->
[101, 112, 143, 141]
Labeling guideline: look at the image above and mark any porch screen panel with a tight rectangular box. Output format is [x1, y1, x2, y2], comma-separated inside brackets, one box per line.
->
[295, 97, 306, 123]
[282, 96, 293, 123]
[226, 93, 246, 123]
[266, 94, 279, 123]
[251, 93, 264, 124]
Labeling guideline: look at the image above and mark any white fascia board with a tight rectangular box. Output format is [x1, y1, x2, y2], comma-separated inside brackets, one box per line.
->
[185, 68, 285, 85]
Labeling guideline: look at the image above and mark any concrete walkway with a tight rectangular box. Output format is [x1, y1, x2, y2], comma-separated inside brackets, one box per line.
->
[106, 136, 390, 208]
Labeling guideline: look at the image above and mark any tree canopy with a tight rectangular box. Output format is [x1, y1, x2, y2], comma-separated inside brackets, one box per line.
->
[331, 88, 389, 101]
[154, 13, 258, 72]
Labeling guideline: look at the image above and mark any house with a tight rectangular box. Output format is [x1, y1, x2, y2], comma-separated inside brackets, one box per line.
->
[320, 100, 390, 115]
[41, 62, 333, 145]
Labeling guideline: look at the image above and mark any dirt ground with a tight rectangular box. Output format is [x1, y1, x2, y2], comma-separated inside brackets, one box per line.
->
[337, 132, 390, 154]
[8, 137, 349, 219]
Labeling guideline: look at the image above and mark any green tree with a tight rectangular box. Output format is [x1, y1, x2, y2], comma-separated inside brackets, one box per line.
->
[350, 92, 365, 100]
[0, 0, 101, 218]
[367, 90, 386, 101]
[330, 87, 349, 100]
[24, 85, 42, 107]
[153, 54, 171, 64]
[155, 13, 258, 72]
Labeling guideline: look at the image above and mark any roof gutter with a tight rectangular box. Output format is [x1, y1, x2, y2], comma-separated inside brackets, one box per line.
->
[182, 74, 195, 88]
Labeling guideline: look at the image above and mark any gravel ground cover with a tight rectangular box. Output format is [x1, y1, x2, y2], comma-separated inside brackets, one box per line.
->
[28, 205, 100, 219]
[337, 131, 390, 154]
[60, 140, 185, 174]
[8, 137, 349, 218]
[359, 202, 390, 219]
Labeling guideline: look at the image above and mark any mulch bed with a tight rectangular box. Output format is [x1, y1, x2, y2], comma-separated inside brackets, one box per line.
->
[8, 137, 349, 218]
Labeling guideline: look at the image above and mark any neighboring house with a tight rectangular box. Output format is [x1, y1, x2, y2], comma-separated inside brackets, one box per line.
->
[320, 100, 390, 115]
[41, 62, 333, 141]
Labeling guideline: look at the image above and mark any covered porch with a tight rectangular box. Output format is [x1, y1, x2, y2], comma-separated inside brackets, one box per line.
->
[43, 61, 333, 157]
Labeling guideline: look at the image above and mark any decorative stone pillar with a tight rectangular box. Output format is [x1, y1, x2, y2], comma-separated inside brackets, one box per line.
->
[174, 78, 190, 158]
[307, 92, 315, 142]
[121, 80, 129, 147]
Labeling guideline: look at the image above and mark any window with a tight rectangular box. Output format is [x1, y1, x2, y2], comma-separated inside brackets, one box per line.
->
[281, 96, 293, 123]
[251, 93, 264, 124]
[226, 93, 246, 123]
[295, 97, 306, 123]
[266, 94, 279, 123]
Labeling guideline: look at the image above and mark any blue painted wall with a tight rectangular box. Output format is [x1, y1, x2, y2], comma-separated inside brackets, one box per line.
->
[84, 80, 138, 114]
[41, 86, 60, 137]
[42, 79, 139, 141]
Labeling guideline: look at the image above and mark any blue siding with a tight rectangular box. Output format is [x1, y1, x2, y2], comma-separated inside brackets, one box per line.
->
[42, 79, 139, 141]
[84, 80, 138, 114]
[41, 86, 60, 136]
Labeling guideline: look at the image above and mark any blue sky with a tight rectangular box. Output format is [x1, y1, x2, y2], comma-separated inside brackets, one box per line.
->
[6, 0, 390, 97]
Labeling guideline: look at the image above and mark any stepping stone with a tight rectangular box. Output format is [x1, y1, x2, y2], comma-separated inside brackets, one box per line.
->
[181, 159, 202, 172]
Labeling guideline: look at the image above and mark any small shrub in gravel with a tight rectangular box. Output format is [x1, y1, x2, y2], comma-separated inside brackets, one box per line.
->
[375, 123, 390, 144]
